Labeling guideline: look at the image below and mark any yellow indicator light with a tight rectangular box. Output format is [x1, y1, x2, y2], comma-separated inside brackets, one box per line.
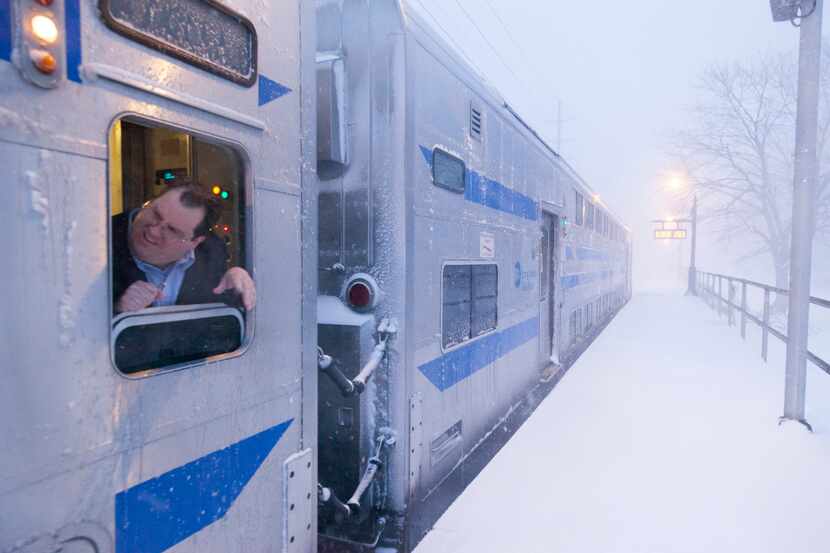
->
[211, 185, 221, 195]
[30, 49, 57, 74]
[31, 14, 59, 44]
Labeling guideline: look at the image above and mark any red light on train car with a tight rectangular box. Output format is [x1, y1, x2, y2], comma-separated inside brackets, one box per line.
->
[347, 281, 372, 310]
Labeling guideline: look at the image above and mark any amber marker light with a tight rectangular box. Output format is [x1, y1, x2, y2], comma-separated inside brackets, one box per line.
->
[30, 49, 57, 74]
[31, 14, 59, 44]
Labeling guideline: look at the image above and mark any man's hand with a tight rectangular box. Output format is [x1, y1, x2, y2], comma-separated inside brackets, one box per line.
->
[116, 281, 161, 313]
[213, 267, 256, 310]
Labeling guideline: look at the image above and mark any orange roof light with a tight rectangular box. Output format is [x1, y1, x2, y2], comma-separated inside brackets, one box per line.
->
[30, 49, 57, 74]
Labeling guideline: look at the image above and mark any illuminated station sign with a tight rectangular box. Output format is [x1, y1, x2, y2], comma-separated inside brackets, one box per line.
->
[654, 229, 687, 240]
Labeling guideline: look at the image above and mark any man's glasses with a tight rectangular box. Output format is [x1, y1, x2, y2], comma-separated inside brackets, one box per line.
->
[137, 203, 193, 244]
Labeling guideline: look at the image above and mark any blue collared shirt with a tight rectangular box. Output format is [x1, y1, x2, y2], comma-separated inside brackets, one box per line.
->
[133, 250, 196, 307]
[128, 208, 196, 307]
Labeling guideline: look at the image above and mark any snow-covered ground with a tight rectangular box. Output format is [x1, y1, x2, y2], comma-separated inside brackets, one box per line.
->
[414, 291, 830, 553]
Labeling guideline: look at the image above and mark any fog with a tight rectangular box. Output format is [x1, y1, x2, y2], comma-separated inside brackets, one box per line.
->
[411, 0, 826, 293]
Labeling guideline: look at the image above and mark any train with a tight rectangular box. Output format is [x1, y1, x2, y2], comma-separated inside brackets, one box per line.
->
[0, 1, 630, 553]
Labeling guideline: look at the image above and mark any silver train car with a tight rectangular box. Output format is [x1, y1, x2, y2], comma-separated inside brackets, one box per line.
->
[1, 1, 317, 552]
[313, 1, 631, 551]
[1, 1, 631, 552]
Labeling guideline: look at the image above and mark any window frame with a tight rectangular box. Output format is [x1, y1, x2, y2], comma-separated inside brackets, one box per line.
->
[539, 227, 549, 301]
[432, 147, 467, 194]
[440, 261, 499, 352]
[574, 191, 584, 226]
[107, 114, 255, 379]
[99, 0, 259, 87]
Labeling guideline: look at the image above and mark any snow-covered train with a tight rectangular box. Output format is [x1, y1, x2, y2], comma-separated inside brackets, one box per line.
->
[313, 2, 630, 550]
[1, 1, 629, 552]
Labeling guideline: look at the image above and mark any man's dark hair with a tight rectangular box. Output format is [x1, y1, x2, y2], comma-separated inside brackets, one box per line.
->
[167, 177, 221, 238]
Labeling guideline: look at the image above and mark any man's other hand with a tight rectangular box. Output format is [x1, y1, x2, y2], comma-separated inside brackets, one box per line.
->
[213, 267, 256, 311]
[116, 281, 161, 313]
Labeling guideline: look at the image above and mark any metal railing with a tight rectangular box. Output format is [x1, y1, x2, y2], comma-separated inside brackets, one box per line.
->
[696, 270, 830, 376]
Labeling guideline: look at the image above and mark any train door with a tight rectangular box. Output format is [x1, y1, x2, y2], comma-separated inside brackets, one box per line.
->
[0, 2, 315, 552]
[539, 212, 558, 366]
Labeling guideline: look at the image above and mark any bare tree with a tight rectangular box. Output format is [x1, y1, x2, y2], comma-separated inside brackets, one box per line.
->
[672, 50, 830, 308]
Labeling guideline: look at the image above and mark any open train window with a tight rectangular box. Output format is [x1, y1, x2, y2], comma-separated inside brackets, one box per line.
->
[99, 0, 257, 87]
[432, 148, 466, 194]
[108, 117, 251, 376]
[442, 263, 498, 349]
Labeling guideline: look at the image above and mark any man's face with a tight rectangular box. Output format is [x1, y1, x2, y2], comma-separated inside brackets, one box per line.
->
[129, 188, 206, 267]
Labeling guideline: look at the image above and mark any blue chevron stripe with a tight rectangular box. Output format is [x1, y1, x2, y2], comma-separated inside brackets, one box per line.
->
[418, 316, 539, 391]
[115, 419, 293, 553]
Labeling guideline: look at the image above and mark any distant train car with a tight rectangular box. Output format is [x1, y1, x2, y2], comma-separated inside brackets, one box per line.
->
[313, 1, 631, 551]
[0, 1, 316, 552]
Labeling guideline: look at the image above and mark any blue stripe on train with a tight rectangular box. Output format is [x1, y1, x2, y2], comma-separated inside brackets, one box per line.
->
[0, 0, 11, 62]
[115, 419, 293, 553]
[259, 74, 292, 105]
[419, 145, 538, 221]
[561, 270, 614, 289]
[65, 0, 82, 82]
[418, 316, 539, 392]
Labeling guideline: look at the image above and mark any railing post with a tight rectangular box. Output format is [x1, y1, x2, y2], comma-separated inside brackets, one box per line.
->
[728, 280, 735, 326]
[762, 288, 770, 362]
[718, 276, 724, 317]
[741, 281, 747, 340]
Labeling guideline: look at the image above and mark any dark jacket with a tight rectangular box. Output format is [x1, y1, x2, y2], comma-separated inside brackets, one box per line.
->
[112, 212, 229, 312]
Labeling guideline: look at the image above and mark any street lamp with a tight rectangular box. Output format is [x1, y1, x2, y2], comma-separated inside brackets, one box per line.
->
[659, 172, 698, 295]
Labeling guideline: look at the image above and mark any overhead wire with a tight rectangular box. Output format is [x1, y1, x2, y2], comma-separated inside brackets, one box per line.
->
[480, 0, 565, 149]
[408, 0, 493, 84]
[451, 0, 523, 84]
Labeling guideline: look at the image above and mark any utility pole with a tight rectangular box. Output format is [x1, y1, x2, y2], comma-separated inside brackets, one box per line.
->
[775, 0, 823, 430]
[685, 195, 698, 296]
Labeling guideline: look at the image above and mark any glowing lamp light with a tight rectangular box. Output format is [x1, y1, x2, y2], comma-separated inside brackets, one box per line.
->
[211, 185, 221, 195]
[35, 0, 55, 5]
[31, 14, 59, 44]
[220, 190, 229, 200]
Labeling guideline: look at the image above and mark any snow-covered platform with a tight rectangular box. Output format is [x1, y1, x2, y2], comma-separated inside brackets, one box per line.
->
[415, 292, 830, 553]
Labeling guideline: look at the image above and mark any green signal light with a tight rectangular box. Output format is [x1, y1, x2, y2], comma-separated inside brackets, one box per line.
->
[163, 171, 175, 181]
[220, 191, 229, 199]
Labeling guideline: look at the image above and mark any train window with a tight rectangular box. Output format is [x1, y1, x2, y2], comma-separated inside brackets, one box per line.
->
[433, 148, 466, 194]
[569, 310, 578, 343]
[442, 263, 498, 349]
[100, 0, 257, 87]
[471, 264, 498, 336]
[574, 192, 584, 226]
[586, 203, 595, 231]
[109, 118, 250, 376]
